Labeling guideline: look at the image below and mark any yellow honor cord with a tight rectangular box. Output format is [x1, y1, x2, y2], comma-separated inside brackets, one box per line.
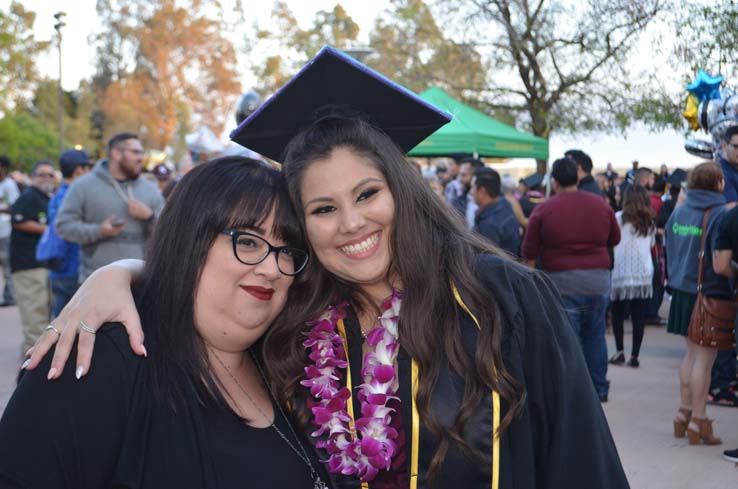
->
[410, 360, 420, 489]
[451, 283, 500, 489]
[336, 319, 369, 489]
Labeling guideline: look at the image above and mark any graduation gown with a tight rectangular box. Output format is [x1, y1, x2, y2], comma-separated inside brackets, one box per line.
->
[310, 254, 629, 489]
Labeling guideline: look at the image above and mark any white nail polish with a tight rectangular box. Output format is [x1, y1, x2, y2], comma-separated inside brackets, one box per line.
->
[47, 367, 57, 380]
[21, 359, 31, 370]
[141, 344, 148, 358]
[75, 366, 84, 379]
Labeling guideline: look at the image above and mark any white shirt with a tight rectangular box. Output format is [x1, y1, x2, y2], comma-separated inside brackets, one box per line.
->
[0, 176, 20, 239]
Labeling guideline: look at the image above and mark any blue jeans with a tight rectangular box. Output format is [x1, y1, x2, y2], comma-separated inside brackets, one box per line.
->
[561, 293, 610, 396]
[50, 274, 78, 318]
[710, 348, 737, 392]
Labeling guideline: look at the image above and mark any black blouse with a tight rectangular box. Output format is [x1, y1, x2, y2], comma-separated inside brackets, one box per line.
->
[0, 325, 327, 489]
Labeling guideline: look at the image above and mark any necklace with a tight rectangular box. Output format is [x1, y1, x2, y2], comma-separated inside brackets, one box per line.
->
[301, 289, 403, 482]
[210, 348, 328, 489]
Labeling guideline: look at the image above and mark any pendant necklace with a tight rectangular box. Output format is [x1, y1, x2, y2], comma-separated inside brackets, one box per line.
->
[210, 348, 328, 489]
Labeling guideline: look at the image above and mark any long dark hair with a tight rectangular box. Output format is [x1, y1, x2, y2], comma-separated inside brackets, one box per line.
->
[136, 156, 304, 410]
[621, 185, 654, 237]
[265, 116, 525, 480]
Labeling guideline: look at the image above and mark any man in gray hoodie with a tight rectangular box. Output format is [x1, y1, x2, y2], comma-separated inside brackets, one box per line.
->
[56, 133, 164, 282]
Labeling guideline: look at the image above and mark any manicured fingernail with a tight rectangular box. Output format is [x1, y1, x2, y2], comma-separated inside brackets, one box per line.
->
[141, 344, 147, 358]
[47, 367, 58, 380]
[21, 359, 31, 370]
[75, 366, 84, 379]
[25, 347, 34, 356]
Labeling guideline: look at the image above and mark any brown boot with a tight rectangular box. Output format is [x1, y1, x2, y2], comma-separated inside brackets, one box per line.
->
[673, 408, 692, 438]
[687, 417, 722, 445]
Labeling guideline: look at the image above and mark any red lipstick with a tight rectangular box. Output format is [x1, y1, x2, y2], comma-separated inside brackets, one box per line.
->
[240, 285, 274, 301]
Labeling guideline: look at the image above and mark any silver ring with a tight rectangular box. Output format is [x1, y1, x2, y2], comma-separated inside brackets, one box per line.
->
[79, 320, 96, 335]
[45, 324, 61, 337]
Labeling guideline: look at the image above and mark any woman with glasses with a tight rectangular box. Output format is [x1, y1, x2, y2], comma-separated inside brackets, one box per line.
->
[0, 157, 328, 488]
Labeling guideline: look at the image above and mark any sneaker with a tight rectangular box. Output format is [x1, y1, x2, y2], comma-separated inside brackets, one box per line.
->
[608, 352, 625, 365]
[708, 388, 738, 407]
[723, 448, 738, 463]
[628, 357, 639, 368]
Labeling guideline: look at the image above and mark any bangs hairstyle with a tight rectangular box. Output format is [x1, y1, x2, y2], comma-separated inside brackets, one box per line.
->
[269, 116, 525, 483]
[137, 156, 304, 411]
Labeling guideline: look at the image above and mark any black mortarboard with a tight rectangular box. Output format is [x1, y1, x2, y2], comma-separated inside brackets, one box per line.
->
[230, 46, 452, 162]
[668, 169, 687, 188]
[520, 172, 543, 189]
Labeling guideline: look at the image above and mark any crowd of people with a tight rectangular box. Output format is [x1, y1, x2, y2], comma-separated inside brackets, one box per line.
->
[0, 45, 736, 487]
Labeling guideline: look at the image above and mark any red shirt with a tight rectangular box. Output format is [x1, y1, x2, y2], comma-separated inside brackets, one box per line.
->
[521, 191, 621, 272]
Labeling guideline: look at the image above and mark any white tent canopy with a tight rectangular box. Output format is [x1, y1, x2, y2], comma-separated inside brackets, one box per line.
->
[185, 126, 224, 154]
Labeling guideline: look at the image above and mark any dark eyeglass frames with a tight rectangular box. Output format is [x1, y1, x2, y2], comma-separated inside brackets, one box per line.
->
[221, 230, 309, 276]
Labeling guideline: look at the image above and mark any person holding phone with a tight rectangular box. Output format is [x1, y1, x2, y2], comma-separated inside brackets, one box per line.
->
[55, 133, 164, 282]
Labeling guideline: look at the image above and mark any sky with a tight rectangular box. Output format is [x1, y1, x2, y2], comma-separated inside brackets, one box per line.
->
[6, 0, 709, 172]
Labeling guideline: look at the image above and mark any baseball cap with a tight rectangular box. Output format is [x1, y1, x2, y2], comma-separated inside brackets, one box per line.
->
[59, 149, 91, 170]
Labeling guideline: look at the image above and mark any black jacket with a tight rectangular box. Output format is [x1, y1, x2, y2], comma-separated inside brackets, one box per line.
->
[320, 255, 629, 489]
[578, 175, 604, 197]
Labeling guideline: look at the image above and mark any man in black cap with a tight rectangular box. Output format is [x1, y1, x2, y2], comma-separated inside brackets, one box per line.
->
[47, 149, 91, 316]
[518, 172, 545, 217]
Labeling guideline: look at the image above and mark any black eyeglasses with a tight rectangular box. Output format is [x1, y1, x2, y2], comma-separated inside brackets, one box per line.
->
[221, 230, 309, 276]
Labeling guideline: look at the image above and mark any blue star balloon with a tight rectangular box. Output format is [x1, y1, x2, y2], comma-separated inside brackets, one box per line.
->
[686, 69, 723, 102]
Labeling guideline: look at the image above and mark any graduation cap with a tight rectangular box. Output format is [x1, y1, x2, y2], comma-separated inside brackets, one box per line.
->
[230, 46, 452, 162]
[668, 169, 688, 188]
[520, 172, 544, 189]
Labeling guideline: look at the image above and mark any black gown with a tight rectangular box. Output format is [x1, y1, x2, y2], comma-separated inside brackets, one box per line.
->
[307, 254, 630, 489]
[0, 326, 328, 489]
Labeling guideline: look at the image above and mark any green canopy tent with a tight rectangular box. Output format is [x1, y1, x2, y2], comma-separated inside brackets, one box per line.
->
[408, 87, 549, 160]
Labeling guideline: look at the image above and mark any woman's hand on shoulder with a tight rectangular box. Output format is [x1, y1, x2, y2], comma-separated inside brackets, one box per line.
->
[24, 259, 146, 380]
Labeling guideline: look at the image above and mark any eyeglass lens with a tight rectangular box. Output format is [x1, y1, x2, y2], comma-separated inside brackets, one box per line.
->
[233, 233, 307, 275]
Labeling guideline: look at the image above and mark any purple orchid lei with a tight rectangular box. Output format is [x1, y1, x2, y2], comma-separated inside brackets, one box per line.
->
[301, 289, 403, 482]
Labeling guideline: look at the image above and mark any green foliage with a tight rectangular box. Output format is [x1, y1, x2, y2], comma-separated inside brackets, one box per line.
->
[0, 112, 60, 172]
[368, 0, 488, 106]
[251, 2, 361, 95]
[0, 1, 51, 111]
[675, 0, 738, 79]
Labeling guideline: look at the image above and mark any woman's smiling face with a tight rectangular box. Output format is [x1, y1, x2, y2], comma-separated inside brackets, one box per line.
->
[300, 147, 395, 296]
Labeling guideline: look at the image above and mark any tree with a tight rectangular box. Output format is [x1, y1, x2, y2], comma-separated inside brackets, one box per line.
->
[0, 2, 50, 111]
[368, 0, 500, 120]
[440, 0, 668, 173]
[93, 0, 242, 149]
[251, 2, 361, 96]
[0, 112, 60, 172]
[674, 0, 738, 80]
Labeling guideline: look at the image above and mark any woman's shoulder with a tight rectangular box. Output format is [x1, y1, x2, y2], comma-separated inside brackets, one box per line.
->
[474, 253, 553, 319]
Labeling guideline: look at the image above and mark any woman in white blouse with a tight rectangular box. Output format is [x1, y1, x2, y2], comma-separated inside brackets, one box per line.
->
[609, 185, 656, 368]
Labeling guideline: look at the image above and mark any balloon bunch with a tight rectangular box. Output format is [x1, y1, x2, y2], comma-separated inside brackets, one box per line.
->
[683, 69, 738, 159]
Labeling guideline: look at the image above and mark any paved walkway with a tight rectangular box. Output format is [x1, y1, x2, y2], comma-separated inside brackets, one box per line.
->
[0, 301, 737, 487]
